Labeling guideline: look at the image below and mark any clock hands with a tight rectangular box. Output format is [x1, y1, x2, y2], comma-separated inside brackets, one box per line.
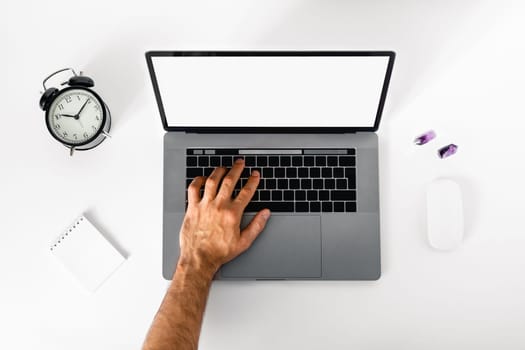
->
[74, 98, 90, 118]
[58, 98, 90, 120]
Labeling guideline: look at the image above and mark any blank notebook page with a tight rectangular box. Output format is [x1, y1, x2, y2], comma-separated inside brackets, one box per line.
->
[50, 215, 125, 292]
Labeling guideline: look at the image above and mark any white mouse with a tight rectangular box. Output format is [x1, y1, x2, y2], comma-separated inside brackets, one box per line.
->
[426, 178, 464, 251]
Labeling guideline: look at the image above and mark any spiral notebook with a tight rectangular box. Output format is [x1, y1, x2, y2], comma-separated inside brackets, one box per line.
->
[50, 215, 126, 292]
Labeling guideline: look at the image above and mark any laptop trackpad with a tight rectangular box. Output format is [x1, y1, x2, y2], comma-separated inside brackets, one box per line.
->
[220, 215, 322, 279]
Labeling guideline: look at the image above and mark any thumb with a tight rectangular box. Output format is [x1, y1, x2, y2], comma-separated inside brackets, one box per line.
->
[239, 209, 271, 251]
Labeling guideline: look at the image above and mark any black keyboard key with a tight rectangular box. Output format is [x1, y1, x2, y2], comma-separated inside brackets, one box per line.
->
[307, 190, 317, 201]
[319, 190, 329, 201]
[275, 168, 286, 178]
[334, 202, 345, 212]
[336, 179, 347, 189]
[233, 156, 244, 164]
[266, 179, 276, 189]
[269, 156, 279, 166]
[315, 156, 326, 166]
[259, 190, 271, 200]
[222, 156, 232, 167]
[321, 168, 332, 178]
[348, 148, 356, 155]
[204, 168, 214, 176]
[210, 156, 220, 166]
[310, 202, 321, 212]
[286, 168, 297, 178]
[187, 168, 203, 178]
[345, 167, 356, 178]
[301, 179, 312, 189]
[322, 202, 333, 212]
[252, 191, 259, 201]
[292, 156, 302, 166]
[284, 190, 294, 201]
[345, 168, 357, 188]
[187, 156, 197, 166]
[295, 190, 306, 201]
[245, 201, 294, 212]
[313, 179, 323, 189]
[280, 156, 291, 166]
[289, 179, 300, 189]
[262, 168, 273, 178]
[332, 190, 356, 201]
[295, 202, 309, 212]
[278, 179, 288, 189]
[186, 179, 192, 188]
[198, 157, 209, 166]
[333, 167, 344, 178]
[339, 156, 355, 166]
[245, 156, 256, 166]
[298, 168, 309, 178]
[272, 191, 283, 201]
[310, 168, 321, 178]
[325, 179, 335, 189]
[327, 156, 338, 166]
[235, 180, 242, 190]
[345, 201, 357, 212]
[241, 168, 250, 178]
[257, 156, 267, 167]
[304, 156, 315, 166]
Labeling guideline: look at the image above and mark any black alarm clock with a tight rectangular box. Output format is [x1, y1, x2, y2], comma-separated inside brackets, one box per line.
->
[39, 68, 111, 156]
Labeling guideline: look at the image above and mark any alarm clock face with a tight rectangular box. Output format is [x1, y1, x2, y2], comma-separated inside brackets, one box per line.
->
[46, 88, 105, 145]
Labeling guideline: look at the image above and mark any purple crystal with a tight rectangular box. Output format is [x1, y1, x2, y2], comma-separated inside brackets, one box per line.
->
[438, 144, 458, 158]
[414, 130, 436, 145]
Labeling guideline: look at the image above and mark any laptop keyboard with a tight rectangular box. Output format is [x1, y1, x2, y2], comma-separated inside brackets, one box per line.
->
[185, 148, 357, 213]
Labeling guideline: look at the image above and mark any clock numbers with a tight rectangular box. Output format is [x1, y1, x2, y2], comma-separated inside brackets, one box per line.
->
[77, 95, 81, 101]
[73, 133, 78, 140]
[65, 96, 72, 103]
[55, 114, 61, 120]
[63, 131, 68, 137]
[58, 104, 64, 110]
[54, 123, 61, 129]
[83, 132, 89, 139]
[95, 115, 100, 121]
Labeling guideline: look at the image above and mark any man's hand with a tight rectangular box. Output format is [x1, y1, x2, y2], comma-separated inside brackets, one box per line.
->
[179, 158, 271, 275]
[143, 158, 271, 350]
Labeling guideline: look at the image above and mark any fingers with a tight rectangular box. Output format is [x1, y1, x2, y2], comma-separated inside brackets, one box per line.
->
[234, 170, 260, 207]
[238, 209, 271, 251]
[203, 167, 227, 200]
[217, 158, 245, 200]
[187, 176, 206, 204]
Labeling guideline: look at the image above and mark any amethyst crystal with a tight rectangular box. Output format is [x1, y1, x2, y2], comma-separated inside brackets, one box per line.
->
[414, 130, 436, 145]
[438, 144, 458, 158]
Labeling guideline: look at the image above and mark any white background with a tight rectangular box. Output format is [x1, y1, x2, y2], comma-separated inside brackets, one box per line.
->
[2, 1, 525, 349]
[154, 56, 389, 127]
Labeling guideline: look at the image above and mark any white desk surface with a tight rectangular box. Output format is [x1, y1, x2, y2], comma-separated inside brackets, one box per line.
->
[2, 1, 525, 349]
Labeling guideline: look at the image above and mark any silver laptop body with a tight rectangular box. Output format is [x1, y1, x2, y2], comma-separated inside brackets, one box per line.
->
[146, 51, 395, 280]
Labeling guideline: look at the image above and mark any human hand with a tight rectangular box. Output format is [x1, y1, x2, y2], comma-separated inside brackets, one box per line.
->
[178, 158, 271, 275]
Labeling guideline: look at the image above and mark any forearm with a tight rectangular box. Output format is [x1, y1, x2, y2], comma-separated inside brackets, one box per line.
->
[143, 261, 215, 350]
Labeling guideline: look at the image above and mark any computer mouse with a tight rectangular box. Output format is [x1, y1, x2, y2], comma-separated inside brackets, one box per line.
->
[426, 178, 464, 251]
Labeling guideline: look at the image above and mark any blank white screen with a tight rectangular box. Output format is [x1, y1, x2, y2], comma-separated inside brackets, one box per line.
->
[152, 55, 390, 128]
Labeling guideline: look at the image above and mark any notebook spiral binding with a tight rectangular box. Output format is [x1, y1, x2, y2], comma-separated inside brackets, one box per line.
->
[50, 216, 85, 251]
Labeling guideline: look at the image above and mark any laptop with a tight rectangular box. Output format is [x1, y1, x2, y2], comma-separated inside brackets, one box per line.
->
[145, 51, 395, 280]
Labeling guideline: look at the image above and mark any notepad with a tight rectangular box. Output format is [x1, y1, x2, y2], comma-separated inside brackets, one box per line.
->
[50, 215, 126, 292]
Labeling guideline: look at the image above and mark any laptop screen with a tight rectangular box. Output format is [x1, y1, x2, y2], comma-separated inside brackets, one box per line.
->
[147, 52, 394, 131]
